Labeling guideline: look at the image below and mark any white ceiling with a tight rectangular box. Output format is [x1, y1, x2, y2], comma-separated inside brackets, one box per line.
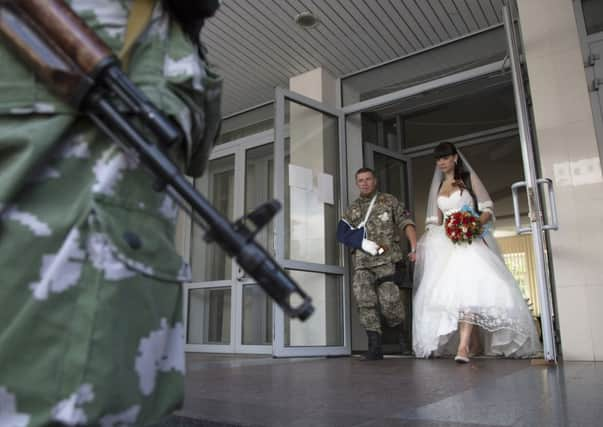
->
[202, 0, 507, 115]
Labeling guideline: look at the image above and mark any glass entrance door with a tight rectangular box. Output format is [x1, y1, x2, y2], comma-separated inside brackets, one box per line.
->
[185, 132, 275, 354]
[364, 145, 413, 354]
[502, 1, 559, 361]
[364, 144, 411, 212]
[272, 88, 350, 357]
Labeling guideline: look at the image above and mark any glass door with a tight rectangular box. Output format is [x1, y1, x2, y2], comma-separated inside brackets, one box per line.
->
[503, 0, 560, 361]
[364, 144, 411, 212]
[185, 133, 275, 354]
[273, 88, 350, 357]
[238, 142, 275, 352]
[364, 145, 413, 354]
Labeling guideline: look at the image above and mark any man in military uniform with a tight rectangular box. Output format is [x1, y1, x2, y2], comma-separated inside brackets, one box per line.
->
[340, 168, 417, 360]
[0, 1, 221, 425]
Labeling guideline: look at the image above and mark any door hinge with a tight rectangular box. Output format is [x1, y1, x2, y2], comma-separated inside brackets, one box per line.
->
[591, 78, 602, 92]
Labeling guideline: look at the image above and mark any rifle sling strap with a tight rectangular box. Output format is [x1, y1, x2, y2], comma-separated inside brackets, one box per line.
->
[119, 0, 156, 70]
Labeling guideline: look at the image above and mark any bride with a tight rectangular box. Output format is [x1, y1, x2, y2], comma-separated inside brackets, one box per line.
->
[412, 142, 541, 362]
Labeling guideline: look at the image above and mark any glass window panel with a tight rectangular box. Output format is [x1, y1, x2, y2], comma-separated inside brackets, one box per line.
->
[187, 287, 231, 345]
[218, 103, 274, 145]
[402, 84, 516, 148]
[191, 155, 235, 281]
[341, 27, 507, 105]
[361, 114, 379, 146]
[498, 234, 539, 316]
[284, 100, 341, 266]
[583, 0, 603, 35]
[373, 153, 407, 206]
[242, 284, 272, 345]
[245, 143, 275, 256]
[383, 118, 400, 151]
[362, 117, 400, 150]
[461, 137, 526, 237]
[285, 271, 343, 347]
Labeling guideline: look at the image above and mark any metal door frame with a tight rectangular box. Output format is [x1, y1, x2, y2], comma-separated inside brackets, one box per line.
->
[273, 87, 350, 357]
[185, 130, 275, 354]
[502, 0, 558, 361]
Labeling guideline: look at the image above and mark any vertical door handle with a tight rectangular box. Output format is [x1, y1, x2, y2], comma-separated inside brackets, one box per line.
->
[511, 181, 531, 234]
[537, 178, 559, 231]
[511, 179, 559, 234]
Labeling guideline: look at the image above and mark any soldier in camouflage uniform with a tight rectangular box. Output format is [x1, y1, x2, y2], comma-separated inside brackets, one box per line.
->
[0, 1, 221, 426]
[341, 168, 417, 360]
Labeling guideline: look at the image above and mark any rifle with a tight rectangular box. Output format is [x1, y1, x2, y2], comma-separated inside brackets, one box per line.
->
[0, 0, 314, 321]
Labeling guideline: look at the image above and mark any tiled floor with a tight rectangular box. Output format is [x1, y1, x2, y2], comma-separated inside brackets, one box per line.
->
[152, 354, 603, 426]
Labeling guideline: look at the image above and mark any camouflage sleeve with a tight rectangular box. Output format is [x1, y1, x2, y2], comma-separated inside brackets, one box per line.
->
[393, 197, 415, 231]
[128, 7, 223, 179]
[341, 203, 355, 224]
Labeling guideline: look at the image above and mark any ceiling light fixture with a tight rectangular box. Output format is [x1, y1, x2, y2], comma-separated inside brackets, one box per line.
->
[295, 11, 319, 29]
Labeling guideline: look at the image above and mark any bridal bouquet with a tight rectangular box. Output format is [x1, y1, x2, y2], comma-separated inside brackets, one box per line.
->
[444, 206, 483, 245]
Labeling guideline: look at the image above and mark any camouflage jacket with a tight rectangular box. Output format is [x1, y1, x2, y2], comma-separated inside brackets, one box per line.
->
[0, 0, 222, 181]
[342, 192, 415, 269]
[0, 0, 222, 278]
[0, 2, 221, 425]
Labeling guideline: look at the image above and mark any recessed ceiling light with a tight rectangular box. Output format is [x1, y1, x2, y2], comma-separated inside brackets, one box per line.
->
[295, 11, 319, 29]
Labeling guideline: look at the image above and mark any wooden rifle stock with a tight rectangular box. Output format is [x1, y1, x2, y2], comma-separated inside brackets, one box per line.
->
[0, 1, 95, 105]
[0, 0, 180, 144]
[11, 0, 114, 76]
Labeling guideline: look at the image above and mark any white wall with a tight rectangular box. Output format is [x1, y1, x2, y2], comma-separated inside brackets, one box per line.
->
[518, 0, 603, 361]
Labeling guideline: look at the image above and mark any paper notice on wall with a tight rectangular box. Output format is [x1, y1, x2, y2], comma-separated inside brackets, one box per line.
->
[289, 164, 313, 190]
[570, 157, 603, 186]
[553, 158, 602, 188]
[553, 162, 571, 187]
[318, 172, 334, 205]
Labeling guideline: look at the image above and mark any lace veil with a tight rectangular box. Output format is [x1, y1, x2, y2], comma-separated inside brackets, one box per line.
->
[424, 150, 494, 227]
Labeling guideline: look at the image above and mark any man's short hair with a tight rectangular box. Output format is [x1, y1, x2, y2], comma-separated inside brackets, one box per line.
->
[355, 167, 375, 178]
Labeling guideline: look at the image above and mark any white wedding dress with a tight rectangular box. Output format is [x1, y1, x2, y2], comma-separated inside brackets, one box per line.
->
[412, 189, 541, 358]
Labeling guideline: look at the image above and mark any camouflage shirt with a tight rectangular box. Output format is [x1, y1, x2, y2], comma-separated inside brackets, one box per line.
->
[342, 192, 415, 269]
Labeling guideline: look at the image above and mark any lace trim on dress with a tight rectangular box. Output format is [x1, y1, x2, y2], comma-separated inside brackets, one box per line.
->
[458, 306, 530, 337]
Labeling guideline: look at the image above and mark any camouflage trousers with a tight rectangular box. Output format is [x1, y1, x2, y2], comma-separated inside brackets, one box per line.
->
[352, 263, 405, 334]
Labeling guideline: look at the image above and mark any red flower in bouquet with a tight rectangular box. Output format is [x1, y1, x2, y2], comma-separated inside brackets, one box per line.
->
[444, 210, 483, 244]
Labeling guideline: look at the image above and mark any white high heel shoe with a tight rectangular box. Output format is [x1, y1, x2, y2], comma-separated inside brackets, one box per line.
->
[454, 355, 470, 363]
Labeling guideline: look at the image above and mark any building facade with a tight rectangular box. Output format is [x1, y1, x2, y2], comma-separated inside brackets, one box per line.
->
[178, 0, 603, 361]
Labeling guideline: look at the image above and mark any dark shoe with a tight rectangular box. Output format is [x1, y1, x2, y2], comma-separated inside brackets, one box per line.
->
[361, 331, 383, 361]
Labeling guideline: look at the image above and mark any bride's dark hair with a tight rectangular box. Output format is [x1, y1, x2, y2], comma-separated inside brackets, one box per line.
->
[162, 0, 220, 49]
[433, 142, 480, 212]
